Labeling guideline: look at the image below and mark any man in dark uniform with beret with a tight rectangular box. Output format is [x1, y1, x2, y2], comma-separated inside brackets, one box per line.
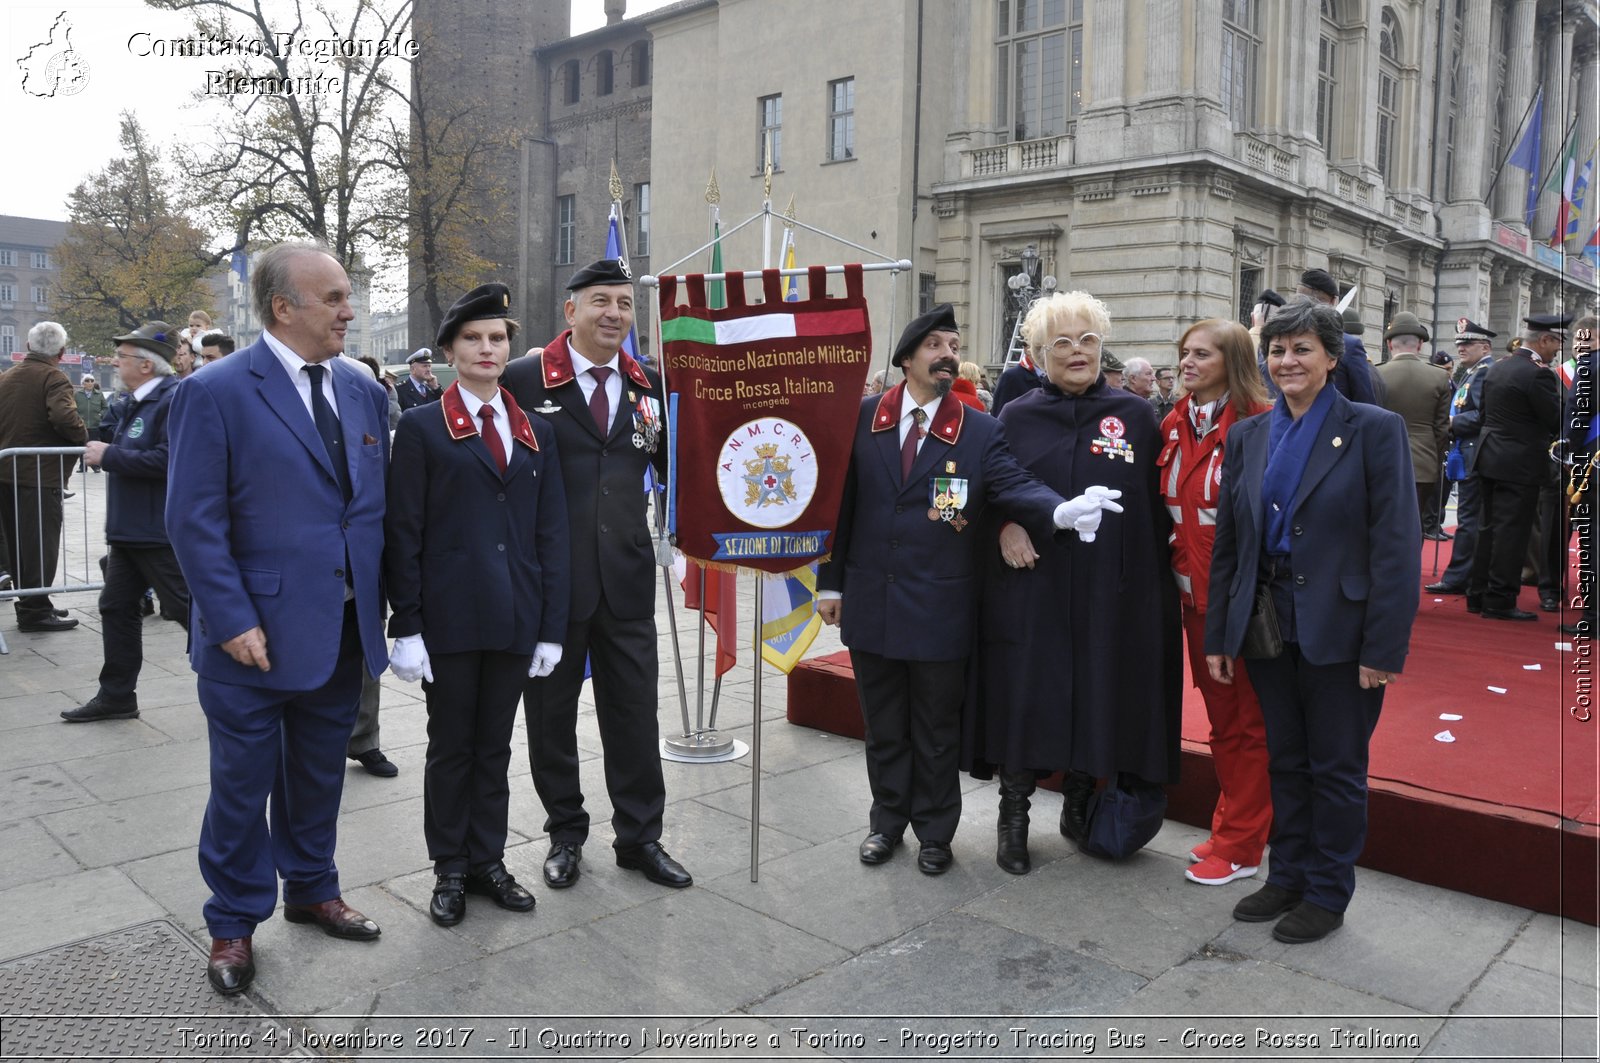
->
[1428, 319, 1497, 594]
[817, 304, 1099, 875]
[1468, 313, 1565, 620]
[1297, 269, 1380, 405]
[397, 349, 442, 411]
[501, 258, 690, 890]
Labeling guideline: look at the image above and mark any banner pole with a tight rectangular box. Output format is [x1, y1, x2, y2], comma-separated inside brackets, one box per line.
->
[695, 568, 707, 730]
[651, 279, 692, 739]
[663, 568, 693, 737]
[750, 576, 764, 882]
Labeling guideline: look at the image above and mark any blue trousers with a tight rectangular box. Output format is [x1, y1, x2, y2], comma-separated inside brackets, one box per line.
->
[197, 603, 363, 938]
[1439, 474, 1480, 587]
[1248, 645, 1384, 913]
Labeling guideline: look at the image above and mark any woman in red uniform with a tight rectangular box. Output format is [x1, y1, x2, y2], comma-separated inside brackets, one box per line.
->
[1156, 319, 1272, 887]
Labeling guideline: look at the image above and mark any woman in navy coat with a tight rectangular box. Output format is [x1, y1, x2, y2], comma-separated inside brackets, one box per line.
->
[384, 283, 571, 926]
[967, 291, 1183, 874]
[1205, 297, 1420, 944]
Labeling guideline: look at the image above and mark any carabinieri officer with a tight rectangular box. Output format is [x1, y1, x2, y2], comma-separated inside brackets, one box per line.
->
[384, 283, 571, 926]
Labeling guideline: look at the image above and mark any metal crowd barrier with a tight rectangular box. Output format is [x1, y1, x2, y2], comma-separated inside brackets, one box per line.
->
[0, 446, 106, 656]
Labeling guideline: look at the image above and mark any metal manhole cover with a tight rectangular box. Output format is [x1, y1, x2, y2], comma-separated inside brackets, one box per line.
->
[0, 919, 307, 1058]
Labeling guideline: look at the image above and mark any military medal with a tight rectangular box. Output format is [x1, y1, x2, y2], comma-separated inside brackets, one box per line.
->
[929, 477, 970, 532]
[535, 399, 561, 414]
[632, 395, 662, 452]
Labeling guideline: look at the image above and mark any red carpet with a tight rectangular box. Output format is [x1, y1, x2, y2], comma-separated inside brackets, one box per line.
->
[787, 541, 1599, 923]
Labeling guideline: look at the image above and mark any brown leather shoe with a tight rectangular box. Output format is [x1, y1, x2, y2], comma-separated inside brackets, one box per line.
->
[207, 936, 254, 995]
[282, 897, 381, 941]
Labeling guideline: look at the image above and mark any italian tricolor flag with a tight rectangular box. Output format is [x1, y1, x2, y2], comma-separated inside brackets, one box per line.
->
[661, 306, 867, 345]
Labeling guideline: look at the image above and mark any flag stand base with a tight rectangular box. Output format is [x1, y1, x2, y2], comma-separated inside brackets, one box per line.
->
[662, 731, 741, 761]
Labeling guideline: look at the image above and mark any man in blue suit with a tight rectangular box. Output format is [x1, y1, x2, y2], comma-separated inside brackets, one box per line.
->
[167, 242, 392, 996]
[817, 305, 1109, 875]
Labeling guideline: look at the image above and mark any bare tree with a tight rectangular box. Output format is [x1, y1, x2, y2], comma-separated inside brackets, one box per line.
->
[53, 113, 216, 350]
[146, 0, 412, 271]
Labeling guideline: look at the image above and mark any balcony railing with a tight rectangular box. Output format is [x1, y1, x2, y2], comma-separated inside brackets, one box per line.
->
[1234, 133, 1299, 183]
[961, 134, 1075, 179]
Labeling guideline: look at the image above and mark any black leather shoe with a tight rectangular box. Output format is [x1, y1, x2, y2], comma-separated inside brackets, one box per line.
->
[1059, 771, 1094, 842]
[17, 615, 78, 632]
[1232, 882, 1302, 922]
[207, 937, 254, 995]
[53, 607, 69, 618]
[1272, 900, 1344, 943]
[543, 842, 582, 889]
[282, 897, 381, 940]
[1540, 595, 1560, 613]
[350, 749, 398, 777]
[616, 841, 693, 888]
[858, 832, 901, 865]
[1482, 607, 1537, 621]
[1465, 596, 1483, 614]
[1424, 581, 1466, 595]
[1560, 619, 1595, 636]
[916, 841, 953, 875]
[1422, 529, 1452, 541]
[429, 873, 466, 926]
[466, 863, 536, 912]
[61, 695, 139, 723]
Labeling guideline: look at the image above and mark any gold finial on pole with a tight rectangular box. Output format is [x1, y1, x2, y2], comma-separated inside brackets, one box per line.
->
[762, 131, 774, 200]
[608, 159, 624, 203]
[705, 167, 721, 205]
[782, 194, 797, 229]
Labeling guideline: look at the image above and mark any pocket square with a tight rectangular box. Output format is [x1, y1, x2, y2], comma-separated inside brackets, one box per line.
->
[363, 434, 378, 445]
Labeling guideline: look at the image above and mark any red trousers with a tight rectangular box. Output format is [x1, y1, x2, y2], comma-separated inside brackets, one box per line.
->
[1183, 606, 1272, 865]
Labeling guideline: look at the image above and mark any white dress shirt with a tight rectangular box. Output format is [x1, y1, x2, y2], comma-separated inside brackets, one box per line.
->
[567, 342, 624, 429]
[262, 329, 341, 421]
[899, 388, 943, 451]
[454, 386, 513, 458]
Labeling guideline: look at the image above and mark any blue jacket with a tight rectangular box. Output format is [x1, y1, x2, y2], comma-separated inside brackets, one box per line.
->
[384, 384, 571, 656]
[818, 385, 1065, 662]
[167, 339, 391, 689]
[101, 375, 180, 545]
[1448, 353, 1495, 474]
[1204, 388, 1420, 672]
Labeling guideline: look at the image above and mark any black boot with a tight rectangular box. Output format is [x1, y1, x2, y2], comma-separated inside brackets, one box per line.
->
[996, 769, 1035, 875]
[1059, 770, 1095, 842]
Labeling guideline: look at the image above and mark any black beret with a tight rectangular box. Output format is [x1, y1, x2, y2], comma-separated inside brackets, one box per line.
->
[1523, 312, 1572, 335]
[892, 303, 959, 366]
[112, 321, 177, 363]
[1454, 318, 1496, 342]
[1257, 288, 1286, 308]
[1299, 269, 1340, 300]
[436, 283, 512, 348]
[565, 257, 633, 291]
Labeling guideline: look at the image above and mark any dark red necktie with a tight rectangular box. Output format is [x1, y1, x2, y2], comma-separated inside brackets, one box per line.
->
[900, 408, 926, 483]
[588, 366, 613, 434]
[479, 405, 507, 474]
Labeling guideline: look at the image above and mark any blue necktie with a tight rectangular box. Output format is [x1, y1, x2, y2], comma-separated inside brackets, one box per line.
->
[305, 364, 352, 503]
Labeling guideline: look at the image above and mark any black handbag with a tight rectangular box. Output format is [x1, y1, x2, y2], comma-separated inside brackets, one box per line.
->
[1240, 581, 1283, 659]
[1080, 775, 1167, 860]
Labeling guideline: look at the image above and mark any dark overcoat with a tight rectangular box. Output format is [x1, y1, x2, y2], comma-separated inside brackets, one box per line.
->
[964, 378, 1183, 783]
[817, 384, 1064, 663]
[1475, 349, 1562, 485]
[384, 383, 570, 657]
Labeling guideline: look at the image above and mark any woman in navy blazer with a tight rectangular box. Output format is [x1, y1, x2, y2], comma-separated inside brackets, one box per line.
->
[384, 284, 571, 927]
[1205, 298, 1420, 944]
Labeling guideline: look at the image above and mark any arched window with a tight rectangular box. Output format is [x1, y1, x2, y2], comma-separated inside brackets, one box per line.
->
[1376, 7, 1401, 182]
[596, 50, 614, 96]
[1317, 0, 1340, 149]
[631, 41, 651, 87]
[559, 59, 579, 105]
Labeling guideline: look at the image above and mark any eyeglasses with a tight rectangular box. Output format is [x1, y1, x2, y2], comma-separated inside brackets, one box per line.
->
[1046, 333, 1103, 354]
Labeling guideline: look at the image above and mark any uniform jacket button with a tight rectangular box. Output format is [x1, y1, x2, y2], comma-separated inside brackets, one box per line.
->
[1294, 574, 1307, 585]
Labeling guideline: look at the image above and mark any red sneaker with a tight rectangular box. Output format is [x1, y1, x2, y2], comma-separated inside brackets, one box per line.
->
[1185, 855, 1259, 886]
[1187, 838, 1215, 864]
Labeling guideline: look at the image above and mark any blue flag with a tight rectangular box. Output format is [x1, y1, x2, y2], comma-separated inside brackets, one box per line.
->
[604, 207, 639, 362]
[1506, 90, 1544, 224]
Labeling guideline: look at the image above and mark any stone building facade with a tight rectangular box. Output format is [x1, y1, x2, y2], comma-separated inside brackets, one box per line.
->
[422, 0, 1599, 374]
[0, 216, 68, 363]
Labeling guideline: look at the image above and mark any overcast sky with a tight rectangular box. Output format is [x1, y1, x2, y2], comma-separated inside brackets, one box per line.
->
[1, 1, 671, 223]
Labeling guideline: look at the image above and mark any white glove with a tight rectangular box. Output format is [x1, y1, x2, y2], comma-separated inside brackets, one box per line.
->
[389, 634, 432, 683]
[1052, 486, 1125, 542]
[528, 642, 564, 678]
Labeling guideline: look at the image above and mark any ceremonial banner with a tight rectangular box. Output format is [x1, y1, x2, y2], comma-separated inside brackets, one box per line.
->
[662, 265, 870, 575]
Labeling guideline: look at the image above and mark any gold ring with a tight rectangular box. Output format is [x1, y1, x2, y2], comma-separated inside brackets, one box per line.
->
[1378, 677, 1390, 685]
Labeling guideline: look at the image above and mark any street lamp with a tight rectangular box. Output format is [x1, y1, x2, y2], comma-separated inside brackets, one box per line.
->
[1002, 243, 1056, 366]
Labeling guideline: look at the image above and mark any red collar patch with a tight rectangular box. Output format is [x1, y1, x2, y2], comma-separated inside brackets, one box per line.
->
[439, 382, 538, 451]
[541, 329, 651, 391]
[870, 383, 966, 444]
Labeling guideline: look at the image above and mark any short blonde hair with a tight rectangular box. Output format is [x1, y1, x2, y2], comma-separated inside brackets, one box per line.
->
[1021, 291, 1112, 353]
[958, 361, 983, 385]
